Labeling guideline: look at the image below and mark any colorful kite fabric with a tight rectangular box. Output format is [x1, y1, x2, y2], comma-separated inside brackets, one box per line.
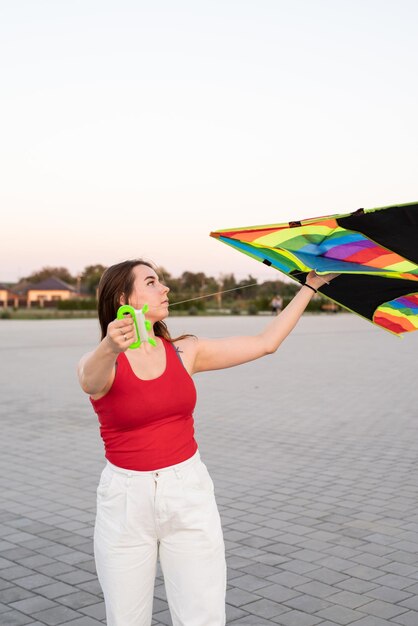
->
[210, 201, 418, 336]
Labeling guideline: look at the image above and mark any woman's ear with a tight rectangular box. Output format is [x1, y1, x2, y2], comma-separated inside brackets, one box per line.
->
[119, 293, 127, 306]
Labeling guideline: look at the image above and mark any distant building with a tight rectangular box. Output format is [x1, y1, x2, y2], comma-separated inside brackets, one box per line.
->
[14, 277, 78, 308]
[0, 284, 19, 308]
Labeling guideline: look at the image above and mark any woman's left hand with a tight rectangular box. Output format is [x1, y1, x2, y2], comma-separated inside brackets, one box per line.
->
[305, 270, 340, 290]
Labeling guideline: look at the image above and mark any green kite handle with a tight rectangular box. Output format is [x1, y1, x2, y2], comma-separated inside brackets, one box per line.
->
[116, 304, 157, 349]
[116, 305, 141, 349]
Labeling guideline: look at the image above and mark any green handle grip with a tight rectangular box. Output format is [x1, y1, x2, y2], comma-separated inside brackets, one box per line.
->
[116, 305, 141, 349]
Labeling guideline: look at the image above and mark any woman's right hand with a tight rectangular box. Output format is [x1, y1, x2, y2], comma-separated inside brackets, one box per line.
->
[105, 317, 135, 353]
[305, 270, 340, 290]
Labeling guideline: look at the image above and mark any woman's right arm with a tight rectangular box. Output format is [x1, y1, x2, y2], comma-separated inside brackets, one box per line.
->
[77, 316, 134, 395]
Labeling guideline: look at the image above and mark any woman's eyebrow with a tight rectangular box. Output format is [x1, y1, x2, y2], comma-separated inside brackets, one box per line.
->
[144, 275, 157, 282]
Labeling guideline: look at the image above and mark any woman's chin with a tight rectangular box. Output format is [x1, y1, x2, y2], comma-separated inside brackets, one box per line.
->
[152, 310, 169, 323]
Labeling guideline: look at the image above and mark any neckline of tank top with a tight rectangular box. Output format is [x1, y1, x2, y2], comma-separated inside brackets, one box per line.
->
[120, 337, 169, 382]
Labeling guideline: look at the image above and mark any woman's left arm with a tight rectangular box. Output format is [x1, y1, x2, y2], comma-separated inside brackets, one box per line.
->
[191, 272, 338, 373]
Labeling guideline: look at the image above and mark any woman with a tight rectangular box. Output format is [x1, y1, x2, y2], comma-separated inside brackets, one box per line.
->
[77, 259, 336, 626]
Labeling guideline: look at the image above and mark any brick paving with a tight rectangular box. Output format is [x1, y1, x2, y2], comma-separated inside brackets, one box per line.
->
[1, 314, 417, 625]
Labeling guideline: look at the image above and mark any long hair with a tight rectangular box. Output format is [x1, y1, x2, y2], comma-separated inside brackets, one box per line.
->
[97, 259, 191, 343]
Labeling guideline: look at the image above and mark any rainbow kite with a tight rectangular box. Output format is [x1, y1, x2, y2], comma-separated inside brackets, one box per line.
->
[210, 201, 418, 336]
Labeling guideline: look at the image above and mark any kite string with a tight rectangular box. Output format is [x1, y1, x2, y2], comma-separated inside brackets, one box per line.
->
[168, 270, 327, 308]
[169, 282, 259, 307]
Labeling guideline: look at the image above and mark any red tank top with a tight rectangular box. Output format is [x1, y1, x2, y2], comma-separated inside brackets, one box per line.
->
[90, 338, 198, 470]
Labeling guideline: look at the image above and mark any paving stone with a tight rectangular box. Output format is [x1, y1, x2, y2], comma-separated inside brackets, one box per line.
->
[79, 601, 106, 620]
[359, 599, 409, 619]
[389, 551, 418, 565]
[56, 550, 93, 566]
[40, 544, 77, 558]
[294, 580, 340, 598]
[286, 549, 324, 563]
[256, 584, 300, 603]
[343, 565, 384, 581]
[373, 573, 416, 589]
[37, 562, 76, 577]
[75, 579, 103, 596]
[0, 548, 36, 561]
[16, 555, 56, 569]
[327, 589, 373, 609]
[1, 565, 36, 581]
[232, 574, 271, 592]
[315, 605, 369, 624]
[0, 587, 34, 603]
[240, 597, 288, 619]
[266, 571, 311, 587]
[392, 611, 418, 625]
[0, 610, 34, 625]
[399, 595, 418, 611]
[0, 601, 10, 614]
[351, 553, 391, 569]
[226, 587, 261, 607]
[253, 553, 290, 567]
[366, 585, 412, 603]
[259, 543, 295, 557]
[336, 578, 378, 594]
[277, 560, 318, 575]
[282, 593, 333, 613]
[56, 569, 96, 584]
[225, 603, 250, 622]
[240, 536, 275, 549]
[230, 545, 267, 559]
[271, 610, 322, 625]
[35, 581, 78, 599]
[307, 566, 349, 584]
[55, 590, 100, 609]
[13, 573, 56, 590]
[32, 604, 82, 624]
[240, 563, 280, 578]
[72, 559, 97, 573]
[9, 595, 57, 615]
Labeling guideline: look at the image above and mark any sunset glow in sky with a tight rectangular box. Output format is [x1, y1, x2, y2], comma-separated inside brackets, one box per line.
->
[2, 1, 417, 282]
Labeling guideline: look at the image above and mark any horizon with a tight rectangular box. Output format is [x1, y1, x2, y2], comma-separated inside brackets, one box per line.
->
[1, 263, 292, 287]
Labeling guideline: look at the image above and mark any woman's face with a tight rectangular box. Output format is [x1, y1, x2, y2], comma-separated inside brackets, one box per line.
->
[127, 264, 170, 321]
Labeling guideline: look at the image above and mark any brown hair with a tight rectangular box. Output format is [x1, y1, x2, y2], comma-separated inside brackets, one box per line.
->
[97, 259, 191, 343]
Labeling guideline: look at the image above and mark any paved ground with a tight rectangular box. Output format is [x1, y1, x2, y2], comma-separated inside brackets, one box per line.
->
[1, 314, 418, 626]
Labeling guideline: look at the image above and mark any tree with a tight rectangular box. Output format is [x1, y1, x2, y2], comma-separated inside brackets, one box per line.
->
[23, 266, 76, 285]
[80, 264, 107, 296]
[180, 271, 208, 293]
[236, 275, 258, 299]
[218, 273, 237, 291]
[156, 266, 172, 283]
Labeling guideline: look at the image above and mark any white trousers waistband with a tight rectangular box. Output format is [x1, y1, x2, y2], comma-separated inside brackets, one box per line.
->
[105, 448, 201, 478]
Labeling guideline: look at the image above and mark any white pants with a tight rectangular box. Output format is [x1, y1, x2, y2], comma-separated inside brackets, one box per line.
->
[94, 451, 226, 626]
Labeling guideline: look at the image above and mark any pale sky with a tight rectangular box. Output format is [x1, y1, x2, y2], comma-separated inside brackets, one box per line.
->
[1, 0, 417, 283]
